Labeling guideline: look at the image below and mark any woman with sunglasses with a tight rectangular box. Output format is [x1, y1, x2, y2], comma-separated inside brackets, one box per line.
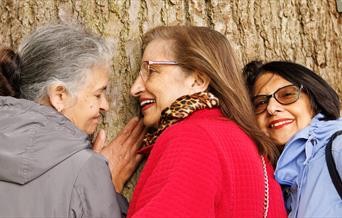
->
[127, 26, 287, 217]
[243, 61, 342, 217]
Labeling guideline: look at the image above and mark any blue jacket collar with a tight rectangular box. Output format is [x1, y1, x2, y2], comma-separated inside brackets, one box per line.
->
[275, 113, 342, 186]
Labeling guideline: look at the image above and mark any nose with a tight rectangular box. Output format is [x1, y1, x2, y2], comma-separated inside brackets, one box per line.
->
[130, 76, 145, 97]
[266, 97, 283, 115]
[100, 94, 109, 112]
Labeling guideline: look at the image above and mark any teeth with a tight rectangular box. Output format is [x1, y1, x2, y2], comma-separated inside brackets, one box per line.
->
[140, 99, 156, 107]
[270, 120, 293, 128]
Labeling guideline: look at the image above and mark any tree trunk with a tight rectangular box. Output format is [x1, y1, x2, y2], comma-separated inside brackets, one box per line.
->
[1, 0, 341, 199]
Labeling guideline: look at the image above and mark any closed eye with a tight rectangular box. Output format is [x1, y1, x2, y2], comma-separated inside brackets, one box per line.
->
[94, 86, 107, 99]
[149, 66, 159, 74]
[278, 91, 297, 100]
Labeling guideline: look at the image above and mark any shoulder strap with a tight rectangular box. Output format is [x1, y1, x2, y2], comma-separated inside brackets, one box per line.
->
[325, 130, 342, 199]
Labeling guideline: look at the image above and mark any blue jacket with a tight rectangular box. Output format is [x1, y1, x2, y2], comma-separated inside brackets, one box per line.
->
[275, 113, 342, 218]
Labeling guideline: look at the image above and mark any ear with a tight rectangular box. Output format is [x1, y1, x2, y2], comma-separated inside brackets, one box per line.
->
[190, 71, 210, 93]
[47, 84, 69, 112]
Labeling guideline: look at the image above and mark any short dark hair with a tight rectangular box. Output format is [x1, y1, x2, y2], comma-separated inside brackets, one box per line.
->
[243, 61, 340, 120]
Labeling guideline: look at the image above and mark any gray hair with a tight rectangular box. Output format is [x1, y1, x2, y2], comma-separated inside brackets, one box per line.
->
[18, 24, 112, 101]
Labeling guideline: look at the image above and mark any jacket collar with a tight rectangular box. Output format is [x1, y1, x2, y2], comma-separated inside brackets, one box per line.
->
[275, 113, 342, 186]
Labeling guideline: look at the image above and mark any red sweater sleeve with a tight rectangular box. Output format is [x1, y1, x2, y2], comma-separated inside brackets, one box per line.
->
[131, 124, 222, 218]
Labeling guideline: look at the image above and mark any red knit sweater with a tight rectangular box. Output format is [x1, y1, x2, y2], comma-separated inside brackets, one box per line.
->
[128, 108, 287, 218]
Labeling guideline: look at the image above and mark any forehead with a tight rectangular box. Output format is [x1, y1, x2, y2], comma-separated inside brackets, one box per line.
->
[81, 66, 109, 91]
[143, 39, 175, 61]
[253, 72, 292, 95]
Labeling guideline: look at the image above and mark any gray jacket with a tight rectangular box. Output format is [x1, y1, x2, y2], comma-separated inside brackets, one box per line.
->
[0, 96, 125, 218]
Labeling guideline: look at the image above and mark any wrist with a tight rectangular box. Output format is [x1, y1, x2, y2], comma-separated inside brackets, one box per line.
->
[113, 177, 123, 193]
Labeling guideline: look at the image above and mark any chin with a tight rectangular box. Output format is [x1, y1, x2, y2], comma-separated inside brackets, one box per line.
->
[84, 127, 97, 135]
[85, 131, 94, 135]
[272, 137, 290, 147]
[143, 117, 159, 128]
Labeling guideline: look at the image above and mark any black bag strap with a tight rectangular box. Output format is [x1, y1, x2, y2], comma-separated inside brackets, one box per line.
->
[325, 130, 342, 199]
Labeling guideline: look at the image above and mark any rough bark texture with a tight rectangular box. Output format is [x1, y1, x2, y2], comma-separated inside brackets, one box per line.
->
[1, 0, 341, 199]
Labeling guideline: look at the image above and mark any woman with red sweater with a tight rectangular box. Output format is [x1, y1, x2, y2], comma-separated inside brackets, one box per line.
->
[128, 26, 287, 218]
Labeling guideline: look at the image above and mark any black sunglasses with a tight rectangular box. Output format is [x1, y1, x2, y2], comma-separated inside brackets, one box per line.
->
[252, 84, 303, 114]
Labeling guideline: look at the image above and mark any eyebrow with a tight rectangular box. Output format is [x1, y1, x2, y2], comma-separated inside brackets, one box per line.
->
[95, 86, 107, 92]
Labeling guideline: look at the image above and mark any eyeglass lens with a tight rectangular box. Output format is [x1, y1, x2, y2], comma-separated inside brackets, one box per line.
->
[139, 62, 149, 81]
[253, 85, 301, 114]
[139, 61, 178, 82]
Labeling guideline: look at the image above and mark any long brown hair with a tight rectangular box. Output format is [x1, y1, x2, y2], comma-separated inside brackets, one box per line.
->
[142, 26, 279, 164]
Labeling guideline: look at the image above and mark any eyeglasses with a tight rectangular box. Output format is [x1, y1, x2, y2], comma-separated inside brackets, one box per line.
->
[139, 60, 178, 82]
[252, 84, 303, 115]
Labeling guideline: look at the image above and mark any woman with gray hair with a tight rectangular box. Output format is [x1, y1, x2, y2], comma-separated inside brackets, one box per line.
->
[0, 24, 143, 217]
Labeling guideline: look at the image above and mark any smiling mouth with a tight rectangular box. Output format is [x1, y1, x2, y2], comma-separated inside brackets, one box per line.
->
[140, 99, 156, 111]
[269, 119, 294, 129]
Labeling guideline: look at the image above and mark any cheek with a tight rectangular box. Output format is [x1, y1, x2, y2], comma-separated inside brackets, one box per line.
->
[297, 111, 313, 129]
[256, 115, 269, 135]
[147, 77, 192, 109]
[82, 98, 99, 117]
[146, 82, 171, 107]
[90, 101, 100, 112]
[89, 103, 95, 110]
[256, 115, 265, 128]
[159, 89, 188, 110]
[165, 84, 192, 102]
[295, 98, 314, 129]
[156, 94, 174, 111]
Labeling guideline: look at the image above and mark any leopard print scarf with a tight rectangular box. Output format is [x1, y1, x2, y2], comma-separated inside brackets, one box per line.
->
[138, 92, 219, 154]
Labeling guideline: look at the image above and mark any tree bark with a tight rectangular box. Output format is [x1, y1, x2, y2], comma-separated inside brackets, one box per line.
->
[1, 0, 341, 199]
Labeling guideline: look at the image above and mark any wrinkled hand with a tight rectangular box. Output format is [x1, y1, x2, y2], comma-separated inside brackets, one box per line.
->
[93, 117, 145, 192]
